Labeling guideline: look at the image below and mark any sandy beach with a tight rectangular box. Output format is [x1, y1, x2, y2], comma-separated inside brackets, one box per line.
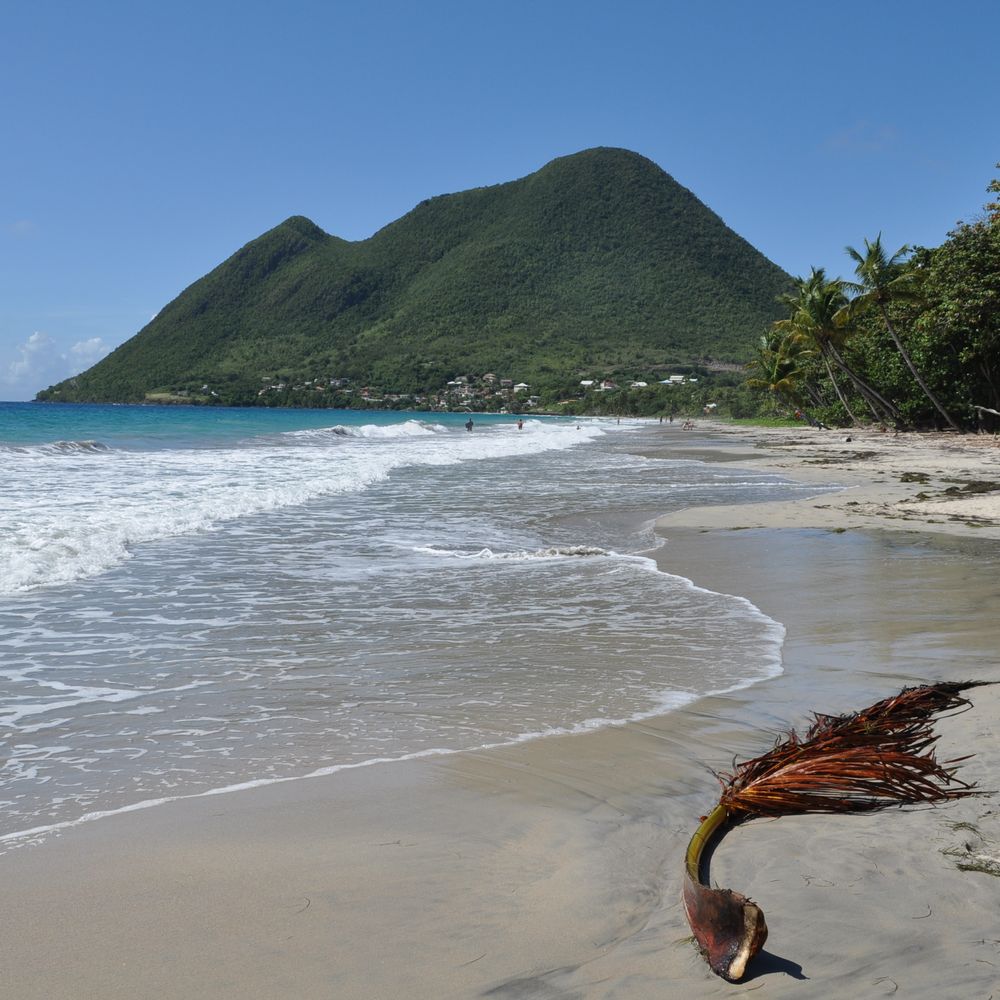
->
[3, 423, 999, 999]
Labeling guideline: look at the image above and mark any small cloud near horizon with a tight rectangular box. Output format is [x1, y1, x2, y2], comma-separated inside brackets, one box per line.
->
[68, 337, 109, 367]
[2, 332, 110, 400]
[822, 122, 900, 156]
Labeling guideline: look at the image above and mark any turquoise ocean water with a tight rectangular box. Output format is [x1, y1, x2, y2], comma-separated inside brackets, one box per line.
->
[0, 401, 824, 847]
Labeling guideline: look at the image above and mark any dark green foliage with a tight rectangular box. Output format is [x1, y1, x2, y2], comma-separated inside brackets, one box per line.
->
[37, 149, 791, 404]
[912, 219, 1000, 417]
[745, 165, 1000, 431]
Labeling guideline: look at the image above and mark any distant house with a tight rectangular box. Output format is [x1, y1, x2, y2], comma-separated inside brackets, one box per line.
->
[630, 381, 648, 388]
[500, 379, 514, 389]
[513, 382, 529, 393]
[482, 373, 497, 383]
[579, 380, 595, 388]
[598, 380, 618, 391]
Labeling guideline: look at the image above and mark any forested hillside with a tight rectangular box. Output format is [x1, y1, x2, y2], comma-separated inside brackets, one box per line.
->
[39, 148, 791, 404]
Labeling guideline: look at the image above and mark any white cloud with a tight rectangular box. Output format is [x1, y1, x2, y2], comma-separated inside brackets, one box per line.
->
[5, 332, 55, 380]
[1, 332, 111, 401]
[69, 337, 109, 367]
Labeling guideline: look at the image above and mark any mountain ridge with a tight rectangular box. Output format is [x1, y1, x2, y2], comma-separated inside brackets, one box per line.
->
[39, 147, 791, 403]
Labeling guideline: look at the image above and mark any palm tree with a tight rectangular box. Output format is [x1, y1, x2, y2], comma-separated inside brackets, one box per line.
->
[776, 268, 902, 426]
[745, 328, 814, 407]
[842, 235, 961, 432]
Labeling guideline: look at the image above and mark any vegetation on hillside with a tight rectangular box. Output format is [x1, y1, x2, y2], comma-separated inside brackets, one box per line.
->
[746, 165, 1000, 432]
[36, 148, 791, 406]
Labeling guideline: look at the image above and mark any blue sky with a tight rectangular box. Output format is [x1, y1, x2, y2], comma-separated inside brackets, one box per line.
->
[2, 0, 997, 400]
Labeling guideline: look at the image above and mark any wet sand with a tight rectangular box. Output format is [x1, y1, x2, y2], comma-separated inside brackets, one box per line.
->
[3, 424, 999, 999]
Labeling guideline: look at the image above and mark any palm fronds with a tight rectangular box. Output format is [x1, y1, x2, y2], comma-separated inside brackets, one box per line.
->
[718, 682, 984, 818]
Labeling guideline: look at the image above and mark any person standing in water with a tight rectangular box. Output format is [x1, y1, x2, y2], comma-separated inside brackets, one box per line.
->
[516, 418, 524, 430]
[465, 418, 474, 432]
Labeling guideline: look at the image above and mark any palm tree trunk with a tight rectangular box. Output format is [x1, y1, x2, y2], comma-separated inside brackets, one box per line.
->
[827, 341, 903, 424]
[977, 358, 1000, 410]
[803, 382, 824, 408]
[819, 344, 859, 424]
[878, 304, 962, 432]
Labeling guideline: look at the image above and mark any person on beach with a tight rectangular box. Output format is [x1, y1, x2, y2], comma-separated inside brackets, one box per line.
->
[517, 418, 523, 430]
[465, 418, 474, 432]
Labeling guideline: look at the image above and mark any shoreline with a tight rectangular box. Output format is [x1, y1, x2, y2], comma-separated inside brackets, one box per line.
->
[656, 420, 1000, 540]
[3, 424, 999, 998]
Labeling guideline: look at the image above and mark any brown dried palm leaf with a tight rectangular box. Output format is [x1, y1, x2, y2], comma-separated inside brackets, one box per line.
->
[718, 681, 987, 818]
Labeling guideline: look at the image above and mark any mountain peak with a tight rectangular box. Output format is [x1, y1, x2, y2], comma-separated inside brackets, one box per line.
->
[38, 152, 790, 404]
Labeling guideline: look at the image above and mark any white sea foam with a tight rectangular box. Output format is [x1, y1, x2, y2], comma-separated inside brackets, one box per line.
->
[0, 419, 605, 594]
[0, 679, 214, 727]
[0, 657, 769, 850]
[414, 544, 612, 561]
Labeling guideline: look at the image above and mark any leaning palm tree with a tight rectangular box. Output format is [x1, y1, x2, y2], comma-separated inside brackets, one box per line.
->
[777, 268, 902, 425]
[842, 235, 962, 431]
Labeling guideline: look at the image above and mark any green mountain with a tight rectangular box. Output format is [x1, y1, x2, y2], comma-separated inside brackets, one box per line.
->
[39, 148, 791, 403]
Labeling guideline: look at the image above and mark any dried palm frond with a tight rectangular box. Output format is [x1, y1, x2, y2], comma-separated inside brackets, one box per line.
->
[718, 681, 984, 818]
[683, 681, 990, 982]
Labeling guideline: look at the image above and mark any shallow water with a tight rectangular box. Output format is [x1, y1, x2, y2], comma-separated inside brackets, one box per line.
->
[0, 404, 831, 843]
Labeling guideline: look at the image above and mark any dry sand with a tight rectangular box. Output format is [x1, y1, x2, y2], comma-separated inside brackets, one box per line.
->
[3, 424, 999, 999]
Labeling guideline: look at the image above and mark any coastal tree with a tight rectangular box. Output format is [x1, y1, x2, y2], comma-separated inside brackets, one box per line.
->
[987, 161, 1000, 226]
[744, 328, 814, 409]
[775, 268, 902, 426]
[842, 235, 962, 431]
[906, 170, 1000, 426]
